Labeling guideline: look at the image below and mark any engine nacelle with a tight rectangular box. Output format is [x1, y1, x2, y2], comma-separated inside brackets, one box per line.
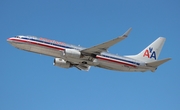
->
[53, 58, 72, 68]
[65, 49, 81, 58]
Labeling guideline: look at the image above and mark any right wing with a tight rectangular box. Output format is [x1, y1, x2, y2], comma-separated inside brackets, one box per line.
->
[81, 28, 132, 55]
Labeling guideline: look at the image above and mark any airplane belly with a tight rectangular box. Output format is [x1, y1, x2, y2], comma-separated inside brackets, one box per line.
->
[12, 42, 62, 58]
[28, 44, 63, 58]
[97, 59, 131, 71]
[11, 42, 31, 50]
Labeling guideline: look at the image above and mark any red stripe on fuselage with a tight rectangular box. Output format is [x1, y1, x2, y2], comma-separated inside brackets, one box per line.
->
[96, 56, 137, 68]
[10, 38, 65, 51]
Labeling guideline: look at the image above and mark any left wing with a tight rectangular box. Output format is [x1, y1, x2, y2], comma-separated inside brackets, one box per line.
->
[81, 28, 132, 55]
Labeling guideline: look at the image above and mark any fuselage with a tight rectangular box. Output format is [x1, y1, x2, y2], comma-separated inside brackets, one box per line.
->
[7, 35, 150, 72]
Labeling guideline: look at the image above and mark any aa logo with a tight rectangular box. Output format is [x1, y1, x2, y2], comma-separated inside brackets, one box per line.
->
[143, 47, 156, 60]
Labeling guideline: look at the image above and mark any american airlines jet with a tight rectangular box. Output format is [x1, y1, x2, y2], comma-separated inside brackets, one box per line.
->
[7, 28, 171, 72]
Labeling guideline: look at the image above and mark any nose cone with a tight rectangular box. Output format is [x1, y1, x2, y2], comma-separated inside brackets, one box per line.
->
[7, 38, 13, 43]
[7, 38, 11, 42]
[7, 38, 14, 44]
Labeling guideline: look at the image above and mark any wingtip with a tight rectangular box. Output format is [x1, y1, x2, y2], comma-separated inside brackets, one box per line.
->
[166, 58, 172, 61]
[123, 28, 132, 37]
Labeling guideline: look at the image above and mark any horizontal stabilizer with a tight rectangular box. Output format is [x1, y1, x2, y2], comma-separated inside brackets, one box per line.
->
[146, 58, 171, 67]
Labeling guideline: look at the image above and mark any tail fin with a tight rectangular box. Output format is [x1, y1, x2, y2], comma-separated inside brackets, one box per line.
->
[126, 37, 166, 63]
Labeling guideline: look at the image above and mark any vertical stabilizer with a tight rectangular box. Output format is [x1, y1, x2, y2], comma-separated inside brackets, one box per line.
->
[126, 37, 166, 63]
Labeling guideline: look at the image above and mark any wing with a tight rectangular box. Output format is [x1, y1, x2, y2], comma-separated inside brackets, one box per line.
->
[81, 28, 132, 55]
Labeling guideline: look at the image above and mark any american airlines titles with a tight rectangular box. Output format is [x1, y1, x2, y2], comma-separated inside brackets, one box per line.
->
[39, 38, 65, 45]
[21, 36, 65, 45]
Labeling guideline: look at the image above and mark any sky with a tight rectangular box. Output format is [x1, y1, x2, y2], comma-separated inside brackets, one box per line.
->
[1, 0, 180, 110]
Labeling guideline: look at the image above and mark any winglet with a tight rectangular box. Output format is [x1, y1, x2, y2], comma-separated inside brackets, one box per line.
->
[123, 28, 132, 37]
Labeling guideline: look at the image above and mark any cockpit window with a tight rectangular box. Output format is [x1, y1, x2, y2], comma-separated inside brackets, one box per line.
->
[15, 36, 22, 38]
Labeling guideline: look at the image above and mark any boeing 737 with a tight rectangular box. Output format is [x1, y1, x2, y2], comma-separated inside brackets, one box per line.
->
[7, 28, 171, 72]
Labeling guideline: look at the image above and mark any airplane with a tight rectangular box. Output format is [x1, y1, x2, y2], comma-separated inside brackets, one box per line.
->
[7, 28, 171, 72]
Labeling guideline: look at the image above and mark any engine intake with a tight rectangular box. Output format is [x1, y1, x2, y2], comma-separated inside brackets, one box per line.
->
[53, 58, 72, 68]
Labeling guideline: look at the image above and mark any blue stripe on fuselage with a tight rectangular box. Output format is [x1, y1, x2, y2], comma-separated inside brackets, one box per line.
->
[101, 55, 140, 66]
[20, 37, 140, 66]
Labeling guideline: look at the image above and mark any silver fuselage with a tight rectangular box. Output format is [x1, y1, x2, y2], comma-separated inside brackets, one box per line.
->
[7, 36, 152, 72]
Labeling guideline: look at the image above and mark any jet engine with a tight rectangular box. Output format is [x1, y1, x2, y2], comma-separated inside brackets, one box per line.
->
[65, 49, 81, 58]
[53, 58, 72, 68]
